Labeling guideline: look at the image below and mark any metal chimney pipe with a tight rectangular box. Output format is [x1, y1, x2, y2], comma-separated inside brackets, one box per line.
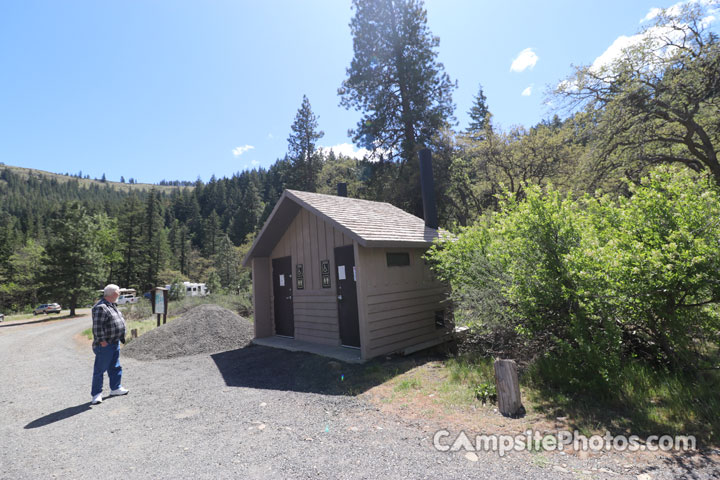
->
[337, 183, 348, 197]
[418, 148, 439, 229]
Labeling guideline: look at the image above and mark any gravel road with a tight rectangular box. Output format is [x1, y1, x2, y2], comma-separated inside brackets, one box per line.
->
[0, 314, 717, 479]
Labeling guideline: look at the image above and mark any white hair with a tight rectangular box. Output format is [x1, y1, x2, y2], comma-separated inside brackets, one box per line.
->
[103, 284, 120, 297]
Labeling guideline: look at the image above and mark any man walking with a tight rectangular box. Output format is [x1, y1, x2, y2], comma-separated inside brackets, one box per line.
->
[91, 284, 129, 405]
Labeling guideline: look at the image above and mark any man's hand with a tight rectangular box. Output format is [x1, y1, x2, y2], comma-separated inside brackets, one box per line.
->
[100, 341, 108, 347]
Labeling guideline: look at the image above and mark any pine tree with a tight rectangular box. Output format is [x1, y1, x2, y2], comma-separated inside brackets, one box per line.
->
[466, 84, 491, 137]
[140, 190, 168, 290]
[287, 95, 324, 191]
[118, 196, 145, 289]
[202, 210, 221, 257]
[7, 240, 45, 308]
[339, 0, 455, 215]
[229, 181, 264, 245]
[42, 202, 106, 316]
[214, 234, 240, 289]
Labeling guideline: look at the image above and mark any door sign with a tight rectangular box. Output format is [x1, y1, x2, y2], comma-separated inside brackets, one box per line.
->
[321, 260, 331, 288]
[296, 264, 304, 290]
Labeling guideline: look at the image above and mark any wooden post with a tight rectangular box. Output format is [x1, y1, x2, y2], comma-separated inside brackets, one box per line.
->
[162, 313, 167, 325]
[494, 358, 523, 417]
[131, 329, 138, 339]
[156, 314, 161, 327]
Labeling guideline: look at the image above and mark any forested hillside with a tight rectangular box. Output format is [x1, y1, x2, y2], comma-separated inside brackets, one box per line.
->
[1, 1, 717, 322]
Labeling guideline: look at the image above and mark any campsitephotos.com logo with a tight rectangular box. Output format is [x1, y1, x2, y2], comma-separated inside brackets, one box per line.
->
[433, 429, 696, 457]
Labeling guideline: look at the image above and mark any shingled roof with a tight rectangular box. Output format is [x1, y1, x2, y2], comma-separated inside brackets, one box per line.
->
[243, 189, 448, 266]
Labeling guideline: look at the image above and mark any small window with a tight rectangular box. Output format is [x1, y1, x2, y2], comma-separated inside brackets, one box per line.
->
[386, 252, 410, 267]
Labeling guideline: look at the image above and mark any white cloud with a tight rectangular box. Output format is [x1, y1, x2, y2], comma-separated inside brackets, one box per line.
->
[521, 85, 533, 96]
[641, 0, 718, 22]
[557, 0, 718, 92]
[510, 48, 538, 72]
[641, 7, 663, 22]
[267, 133, 274, 139]
[590, 34, 643, 72]
[319, 143, 372, 160]
[232, 145, 255, 157]
[640, 0, 717, 23]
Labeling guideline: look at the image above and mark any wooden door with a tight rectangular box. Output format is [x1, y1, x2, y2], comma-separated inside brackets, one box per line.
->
[272, 256, 294, 337]
[334, 245, 360, 348]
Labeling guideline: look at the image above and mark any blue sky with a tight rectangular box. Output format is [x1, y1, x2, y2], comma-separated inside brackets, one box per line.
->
[0, 0, 715, 183]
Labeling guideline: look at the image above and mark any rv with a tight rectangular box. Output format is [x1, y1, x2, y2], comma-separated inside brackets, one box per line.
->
[164, 282, 208, 297]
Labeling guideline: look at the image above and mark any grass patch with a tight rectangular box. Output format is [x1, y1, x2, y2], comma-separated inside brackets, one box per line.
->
[2, 313, 37, 322]
[394, 377, 422, 392]
[368, 355, 501, 413]
[362, 351, 720, 447]
[527, 356, 720, 445]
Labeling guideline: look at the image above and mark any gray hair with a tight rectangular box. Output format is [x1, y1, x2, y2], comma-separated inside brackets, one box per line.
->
[103, 284, 120, 297]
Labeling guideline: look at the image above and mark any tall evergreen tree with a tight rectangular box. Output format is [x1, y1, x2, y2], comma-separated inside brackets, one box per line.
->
[229, 181, 264, 245]
[6, 240, 44, 309]
[339, 0, 455, 214]
[42, 202, 106, 316]
[202, 210, 221, 257]
[466, 84, 490, 137]
[140, 189, 167, 290]
[118, 196, 145, 289]
[214, 234, 240, 289]
[287, 95, 324, 191]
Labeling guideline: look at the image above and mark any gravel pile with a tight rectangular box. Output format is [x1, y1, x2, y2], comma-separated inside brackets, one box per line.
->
[122, 304, 253, 360]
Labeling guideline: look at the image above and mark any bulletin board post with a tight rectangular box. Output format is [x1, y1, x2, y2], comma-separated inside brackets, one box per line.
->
[151, 287, 169, 327]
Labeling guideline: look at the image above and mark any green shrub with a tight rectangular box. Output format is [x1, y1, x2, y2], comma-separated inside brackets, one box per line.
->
[473, 381, 497, 405]
[427, 166, 720, 385]
[169, 278, 186, 301]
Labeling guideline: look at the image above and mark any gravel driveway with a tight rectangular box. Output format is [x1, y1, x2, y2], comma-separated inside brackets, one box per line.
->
[0, 315, 716, 479]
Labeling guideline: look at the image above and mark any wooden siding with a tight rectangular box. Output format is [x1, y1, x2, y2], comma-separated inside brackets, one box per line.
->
[270, 209, 353, 346]
[358, 246, 448, 358]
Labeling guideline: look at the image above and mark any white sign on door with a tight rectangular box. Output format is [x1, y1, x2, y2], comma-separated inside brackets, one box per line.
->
[338, 265, 346, 280]
[279, 274, 285, 286]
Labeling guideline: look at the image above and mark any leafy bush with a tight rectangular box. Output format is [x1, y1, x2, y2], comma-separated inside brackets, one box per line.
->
[427, 166, 720, 385]
[473, 381, 497, 405]
[169, 278, 186, 301]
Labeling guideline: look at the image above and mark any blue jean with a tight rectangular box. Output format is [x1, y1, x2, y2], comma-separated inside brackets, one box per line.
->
[91, 341, 122, 396]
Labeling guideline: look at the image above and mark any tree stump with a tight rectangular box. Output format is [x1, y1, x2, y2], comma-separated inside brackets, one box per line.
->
[131, 329, 138, 339]
[494, 359, 523, 417]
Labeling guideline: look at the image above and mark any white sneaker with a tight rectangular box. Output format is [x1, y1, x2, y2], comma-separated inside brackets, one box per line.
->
[91, 393, 103, 405]
[109, 387, 129, 396]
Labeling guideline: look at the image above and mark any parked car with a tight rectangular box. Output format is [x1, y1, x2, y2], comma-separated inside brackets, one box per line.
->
[33, 303, 62, 315]
[0, 312, 4, 322]
[116, 293, 138, 305]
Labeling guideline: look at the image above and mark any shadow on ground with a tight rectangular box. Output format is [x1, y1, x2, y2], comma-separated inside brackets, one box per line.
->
[25, 403, 92, 429]
[211, 344, 433, 396]
[659, 451, 720, 479]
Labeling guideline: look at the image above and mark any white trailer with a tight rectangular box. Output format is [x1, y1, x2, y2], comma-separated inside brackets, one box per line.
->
[165, 282, 208, 297]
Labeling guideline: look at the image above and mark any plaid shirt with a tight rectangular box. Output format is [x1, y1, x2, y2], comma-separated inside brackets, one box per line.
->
[92, 298, 126, 347]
